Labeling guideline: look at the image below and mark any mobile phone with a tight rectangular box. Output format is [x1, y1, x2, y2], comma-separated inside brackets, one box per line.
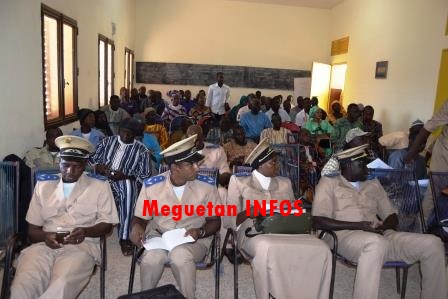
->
[55, 231, 70, 243]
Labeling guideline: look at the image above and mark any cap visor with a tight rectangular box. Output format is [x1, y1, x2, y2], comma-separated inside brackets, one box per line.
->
[182, 152, 205, 164]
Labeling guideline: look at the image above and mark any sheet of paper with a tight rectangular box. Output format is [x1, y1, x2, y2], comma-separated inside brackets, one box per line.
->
[142, 237, 167, 251]
[163, 228, 195, 251]
[367, 158, 393, 169]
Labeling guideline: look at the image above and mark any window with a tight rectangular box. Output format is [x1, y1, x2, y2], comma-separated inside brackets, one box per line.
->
[98, 35, 115, 108]
[41, 4, 78, 128]
[124, 48, 134, 92]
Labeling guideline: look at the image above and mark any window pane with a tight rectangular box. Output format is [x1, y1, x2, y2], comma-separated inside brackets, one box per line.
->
[129, 53, 134, 90]
[125, 51, 129, 90]
[63, 24, 74, 115]
[99, 40, 105, 107]
[107, 43, 113, 104]
[43, 15, 60, 121]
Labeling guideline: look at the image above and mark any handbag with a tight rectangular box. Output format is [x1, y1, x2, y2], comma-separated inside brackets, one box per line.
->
[245, 212, 312, 237]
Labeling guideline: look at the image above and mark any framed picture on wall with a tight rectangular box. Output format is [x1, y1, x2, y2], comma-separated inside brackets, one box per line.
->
[375, 61, 388, 79]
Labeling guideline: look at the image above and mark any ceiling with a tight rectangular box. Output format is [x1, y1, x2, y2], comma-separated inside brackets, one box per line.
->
[226, 0, 345, 9]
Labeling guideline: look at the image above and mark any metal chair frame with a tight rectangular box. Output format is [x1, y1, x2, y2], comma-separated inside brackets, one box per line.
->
[429, 171, 448, 242]
[0, 233, 107, 299]
[127, 233, 220, 299]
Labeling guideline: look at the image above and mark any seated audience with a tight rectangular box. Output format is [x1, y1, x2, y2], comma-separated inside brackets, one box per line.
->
[10, 135, 118, 298]
[94, 110, 113, 137]
[388, 120, 426, 179]
[189, 93, 212, 123]
[289, 96, 304, 122]
[162, 93, 187, 127]
[225, 138, 332, 299]
[265, 95, 291, 122]
[101, 95, 130, 135]
[327, 100, 346, 125]
[283, 97, 292, 116]
[294, 97, 311, 127]
[236, 95, 252, 122]
[260, 113, 290, 145]
[137, 86, 148, 112]
[143, 108, 169, 150]
[223, 125, 257, 169]
[90, 118, 152, 256]
[71, 108, 105, 148]
[313, 144, 447, 299]
[228, 95, 248, 123]
[130, 135, 221, 299]
[298, 128, 324, 201]
[24, 127, 63, 169]
[331, 103, 362, 151]
[304, 108, 333, 157]
[121, 88, 140, 116]
[240, 97, 272, 143]
[362, 105, 383, 158]
[181, 90, 196, 115]
[206, 116, 233, 145]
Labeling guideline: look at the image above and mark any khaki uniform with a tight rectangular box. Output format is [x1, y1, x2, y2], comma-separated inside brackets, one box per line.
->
[225, 173, 332, 299]
[11, 173, 119, 299]
[134, 171, 222, 299]
[313, 175, 447, 299]
[23, 146, 60, 169]
[199, 142, 230, 173]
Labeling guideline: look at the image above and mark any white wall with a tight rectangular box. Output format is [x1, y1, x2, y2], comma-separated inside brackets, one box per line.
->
[0, 0, 136, 158]
[330, 0, 448, 133]
[134, 0, 331, 106]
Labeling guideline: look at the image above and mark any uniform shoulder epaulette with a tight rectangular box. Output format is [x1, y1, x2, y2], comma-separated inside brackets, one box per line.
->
[36, 173, 59, 181]
[144, 175, 166, 187]
[234, 172, 251, 177]
[205, 144, 219, 149]
[196, 174, 216, 186]
[86, 172, 108, 181]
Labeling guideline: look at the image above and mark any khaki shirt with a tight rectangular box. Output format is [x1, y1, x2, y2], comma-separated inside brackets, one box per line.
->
[134, 171, 222, 245]
[26, 173, 119, 261]
[199, 142, 230, 173]
[312, 176, 397, 225]
[225, 173, 295, 247]
[424, 100, 448, 149]
[24, 146, 60, 169]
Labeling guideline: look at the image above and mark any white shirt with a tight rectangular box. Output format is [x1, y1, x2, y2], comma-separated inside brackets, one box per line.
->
[237, 105, 250, 122]
[295, 109, 309, 127]
[265, 108, 291, 122]
[253, 169, 271, 190]
[206, 82, 230, 115]
[172, 185, 185, 202]
[62, 182, 76, 199]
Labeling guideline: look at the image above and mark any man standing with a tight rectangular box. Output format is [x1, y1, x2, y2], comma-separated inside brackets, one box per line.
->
[313, 144, 446, 299]
[206, 72, 230, 122]
[90, 118, 152, 256]
[131, 134, 221, 299]
[11, 136, 119, 299]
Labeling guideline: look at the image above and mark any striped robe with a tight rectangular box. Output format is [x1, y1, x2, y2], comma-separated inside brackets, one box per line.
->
[90, 136, 152, 239]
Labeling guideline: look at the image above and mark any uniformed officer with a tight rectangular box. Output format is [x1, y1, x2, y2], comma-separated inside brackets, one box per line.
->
[130, 134, 222, 299]
[10, 135, 119, 299]
[313, 144, 447, 299]
[225, 138, 332, 299]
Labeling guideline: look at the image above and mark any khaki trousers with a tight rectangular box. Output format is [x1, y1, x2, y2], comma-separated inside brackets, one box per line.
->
[10, 243, 95, 299]
[335, 230, 447, 299]
[243, 234, 332, 299]
[140, 242, 207, 299]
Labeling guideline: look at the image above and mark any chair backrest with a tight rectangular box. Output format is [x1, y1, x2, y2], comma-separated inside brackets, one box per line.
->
[0, 162, 19, 247]
[232, 144, 300, 199]
[158, 165, 219, 186]
[272, 144, 300, 199]
[429, 171, 448, 240]
[369, 168, 425, 233]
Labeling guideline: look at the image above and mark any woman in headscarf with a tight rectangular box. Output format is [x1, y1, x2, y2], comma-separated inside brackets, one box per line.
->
[227, 95, 248, 123]
[225, 138, 332, 299]
[304, 107, 333, 157]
